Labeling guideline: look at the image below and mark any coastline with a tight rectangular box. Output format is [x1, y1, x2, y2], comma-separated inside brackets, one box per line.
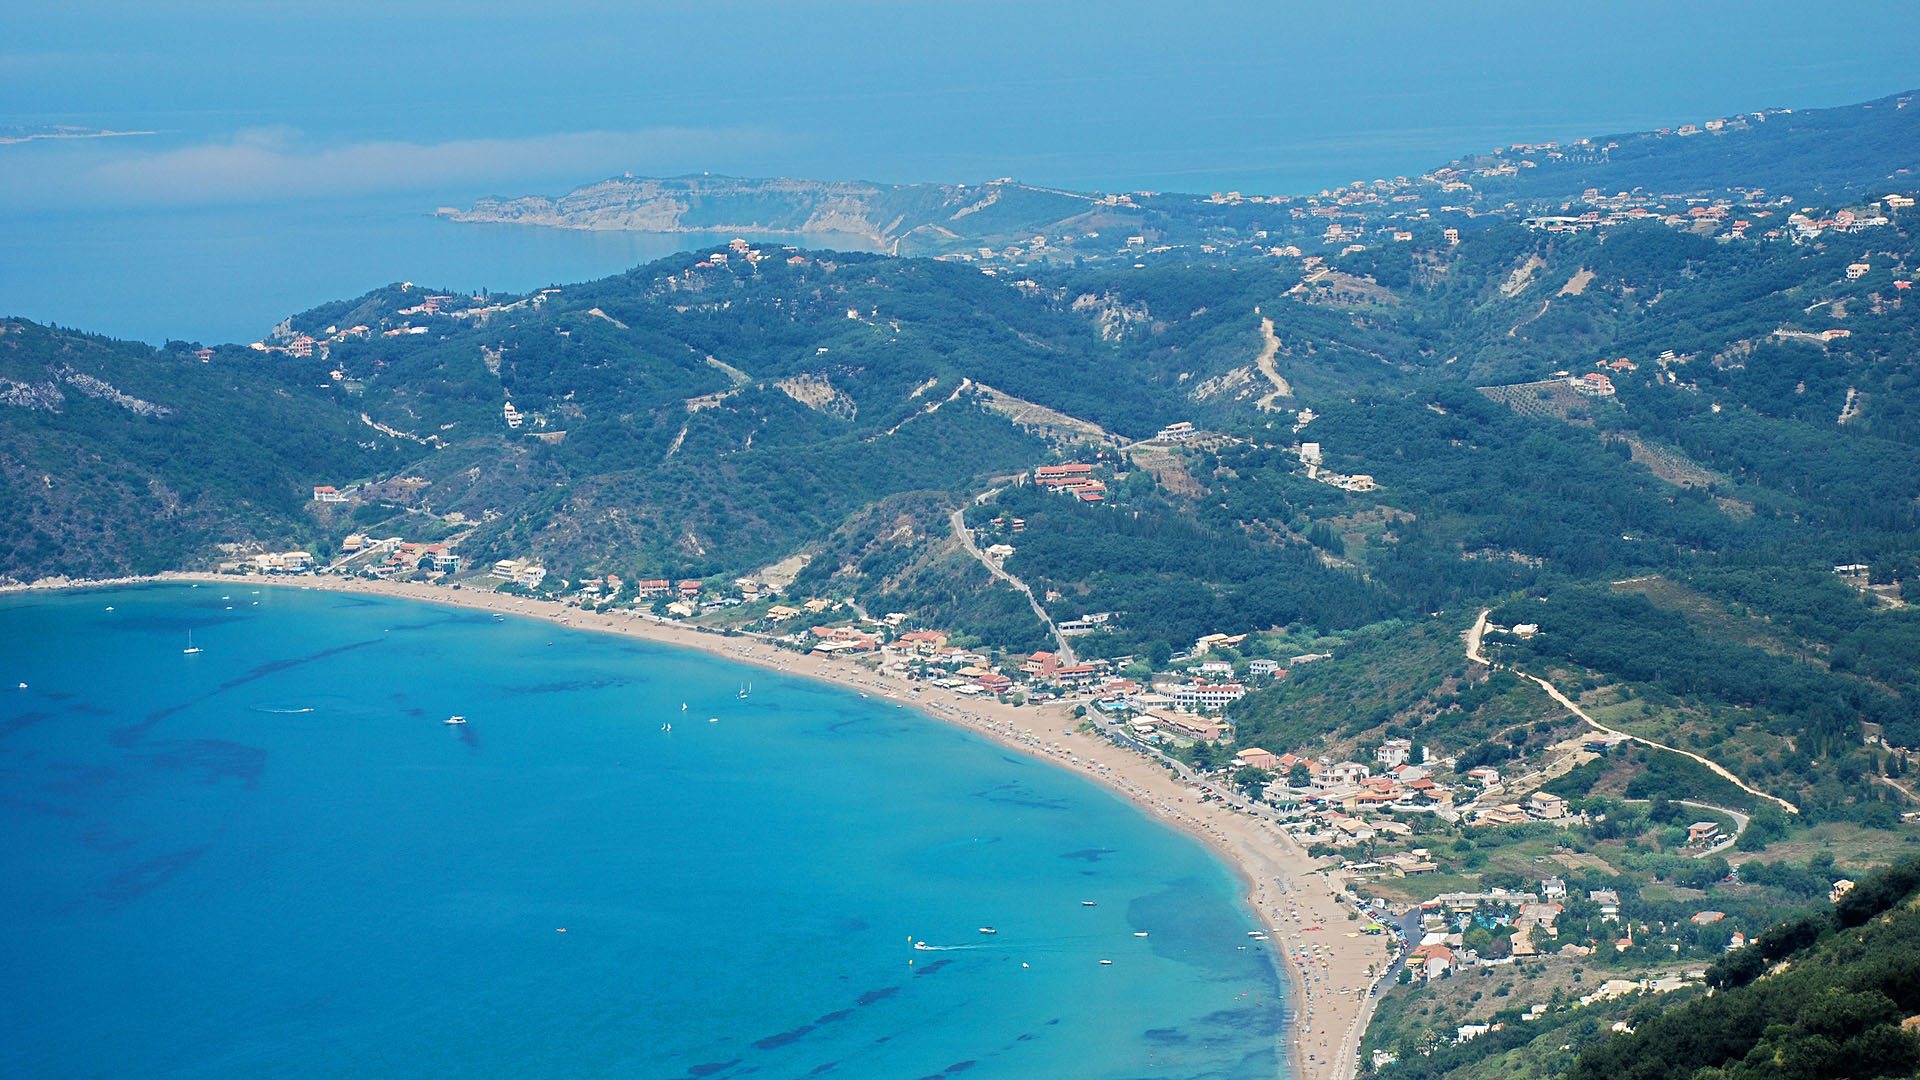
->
[6, 571, 1388, 1080]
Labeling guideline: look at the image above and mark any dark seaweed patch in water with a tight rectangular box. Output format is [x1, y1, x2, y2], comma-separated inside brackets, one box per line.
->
[746, 999, 866, 1052]
[1143, 1027, 1189, 1044]
[969, 781, 1069, 810]
[65, 702, 113, 716]
[114, 638, 380, 746]
[141, 739, 267, 787]
[501, 677, 631, 695]
[684, 1059, 739, 1077]
[1060, 848, 1116, 862]
[1014, 1033, 1033, 1042]
[80, 828, 135, 852]
[96, 845, 209, 903]
[43, 762, 120, 799]
[806, 1063, 838, 1076]
[0, 711, 55, 738]
[912, 958, 953, 977]
[855, 987, 899, 1006]
[753, 1026, 813, 1051]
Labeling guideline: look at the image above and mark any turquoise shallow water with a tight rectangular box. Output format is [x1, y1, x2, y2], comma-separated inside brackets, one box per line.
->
[0, 584, 1285, 1079]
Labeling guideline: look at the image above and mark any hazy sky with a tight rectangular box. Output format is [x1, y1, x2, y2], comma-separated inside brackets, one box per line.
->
[5, 0, 1918, 206]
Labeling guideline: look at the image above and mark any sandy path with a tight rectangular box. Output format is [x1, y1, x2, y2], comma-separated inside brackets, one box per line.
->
[1467, 609, 1799, 815]
[1253, 314, 1293, 410]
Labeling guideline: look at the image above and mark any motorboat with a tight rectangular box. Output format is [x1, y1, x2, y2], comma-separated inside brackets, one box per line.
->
[445, 715, 467, 725]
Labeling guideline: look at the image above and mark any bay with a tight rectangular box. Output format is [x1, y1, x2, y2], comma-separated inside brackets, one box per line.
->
[0, 199, 877, 347]
[0, 584, 1285, 1080]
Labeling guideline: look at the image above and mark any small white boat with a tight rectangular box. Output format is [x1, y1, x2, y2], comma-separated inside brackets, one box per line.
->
[182, 631, 202, 655]
[1099, 959, 1113, 965]
[913, 941, 936, 951]
[104, 606, 114, 612]
[737, 682, 751, 699]
[15, 682, 25, 690]
[978, 927, 996, 935]
[708, 717, 719, 724]
[445, 715, 467, 725]
[1134, 932, 1149, 938]
[1081, 900, 1097, 907]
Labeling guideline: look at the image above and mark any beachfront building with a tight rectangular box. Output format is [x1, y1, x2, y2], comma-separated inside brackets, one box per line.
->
[489, 559, 548, 589]
[1137, 708, 1226, 742]
[1168, 682, 1246, 711]
[252, 550, 316, 573]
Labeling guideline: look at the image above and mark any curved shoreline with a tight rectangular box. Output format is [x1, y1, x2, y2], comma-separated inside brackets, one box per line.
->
[5, 571, 1388, 1080]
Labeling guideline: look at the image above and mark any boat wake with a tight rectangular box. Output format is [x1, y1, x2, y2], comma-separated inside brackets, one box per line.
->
[252, 705, 316, 714]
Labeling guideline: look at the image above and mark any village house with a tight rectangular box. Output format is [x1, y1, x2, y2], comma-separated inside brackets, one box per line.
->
[1569, 372, 1617, 397]
[1235, 747, 1281, 771]
[636, 579, 672, 599]
[1246, 658, 1281, 678]
[1192, 632, 1248, 655]
[1687, 821, 1723, 847]
[896, 629, 950, 654]
[311, 485, 347, 503]
[1526, 791, 1569, 820]
[1590, 889, 1621, 921]
[1376, 738, 1414, 767]
[1408, 942, 1454, 979]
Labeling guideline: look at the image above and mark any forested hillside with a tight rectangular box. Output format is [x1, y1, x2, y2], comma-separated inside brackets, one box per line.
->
[1362, 855, 1920, 1080]
[5, 98, 1920, 830]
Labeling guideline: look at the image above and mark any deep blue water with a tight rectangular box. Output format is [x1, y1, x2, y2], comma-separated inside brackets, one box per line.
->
[0, 584, 1285, 1080]
[4, 2, 1916, 344]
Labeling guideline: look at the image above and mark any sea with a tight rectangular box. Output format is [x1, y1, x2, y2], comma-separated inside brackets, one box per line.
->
[6, 2, 1916, 346]
[0, 584, 1286, 1080]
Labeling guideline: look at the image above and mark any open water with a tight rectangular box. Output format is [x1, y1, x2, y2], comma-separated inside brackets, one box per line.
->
[0, 584, 1285, 1080]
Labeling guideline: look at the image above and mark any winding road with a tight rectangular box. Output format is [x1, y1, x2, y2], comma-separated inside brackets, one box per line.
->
[1467, 609, 1799, 816]
[950, 498, 1076, 664]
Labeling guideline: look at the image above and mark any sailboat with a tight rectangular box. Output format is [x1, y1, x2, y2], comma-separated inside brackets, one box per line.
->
[737, 681, 752, 699]
[182, 631, 203, 655]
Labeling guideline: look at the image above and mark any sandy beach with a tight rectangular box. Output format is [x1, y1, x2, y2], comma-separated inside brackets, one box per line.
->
[7, 571, 1391, 1080]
